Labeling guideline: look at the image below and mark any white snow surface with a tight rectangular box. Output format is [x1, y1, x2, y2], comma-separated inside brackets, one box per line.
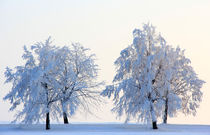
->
[0, 123, 209, 135]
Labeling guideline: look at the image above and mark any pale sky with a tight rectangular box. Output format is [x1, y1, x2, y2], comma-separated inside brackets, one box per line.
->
[0, 0, 210, 124]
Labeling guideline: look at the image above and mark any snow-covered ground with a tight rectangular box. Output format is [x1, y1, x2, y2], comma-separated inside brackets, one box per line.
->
[0, 123, 210, 135]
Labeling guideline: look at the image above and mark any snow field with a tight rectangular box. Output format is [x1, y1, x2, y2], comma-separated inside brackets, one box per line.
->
[0, 124, 210, 135]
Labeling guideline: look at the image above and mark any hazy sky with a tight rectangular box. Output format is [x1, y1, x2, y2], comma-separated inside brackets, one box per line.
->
[0, 0, 210, 124]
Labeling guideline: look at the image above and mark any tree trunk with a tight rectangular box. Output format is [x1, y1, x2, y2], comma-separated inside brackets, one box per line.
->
[152, 121, 158, 129]
[150, 101, 158, 129]
[63, 112, 69, 124]
[44, 82, 50, 130]
[163, 98, 168, 124]
[61, 101, 69, 124]
[46, 112, 50, 130]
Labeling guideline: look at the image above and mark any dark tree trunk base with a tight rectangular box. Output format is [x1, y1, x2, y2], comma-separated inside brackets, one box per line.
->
[46, 112, 50, 130]
[63, 112, 69, 124]
[163, 119, 167, 124]
[163, 112, 167, 124]
[163, 98, 168, 124]
[152, 121, 158, 129]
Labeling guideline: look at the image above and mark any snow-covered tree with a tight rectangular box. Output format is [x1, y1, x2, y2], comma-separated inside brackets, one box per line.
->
[4, 37, 63, 129]
[4, 38, 60, 129]
[160, 46, 204, 123]
[54, 43, 103, 124]
[101, 23, 167, 129]
[101, 23, 205, 128]
[4, 37, 103, 130]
